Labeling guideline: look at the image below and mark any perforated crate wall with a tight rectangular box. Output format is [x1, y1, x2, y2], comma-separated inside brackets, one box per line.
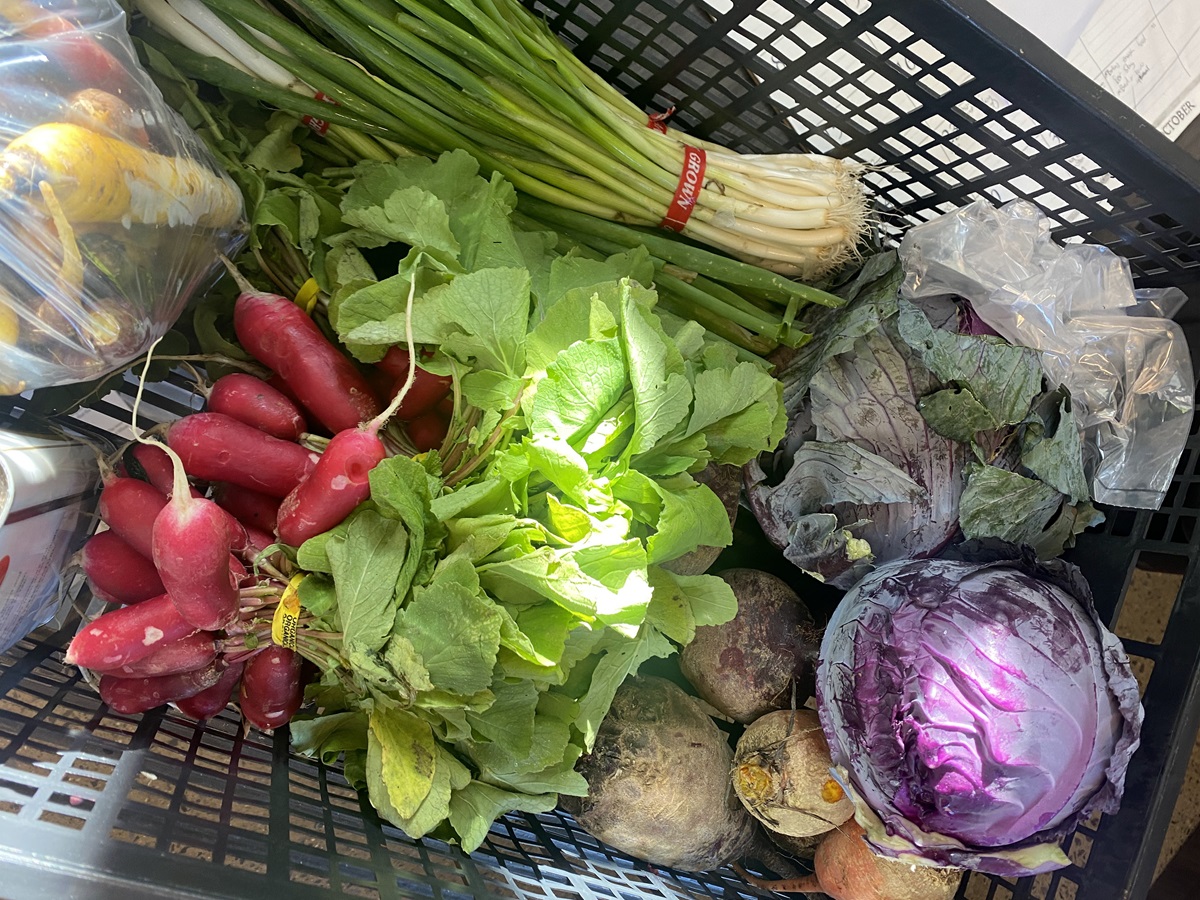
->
[531, 0, 1200, 287]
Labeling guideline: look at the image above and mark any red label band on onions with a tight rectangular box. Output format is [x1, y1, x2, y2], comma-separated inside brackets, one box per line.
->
[646, 106, 674, 133]
[302, 92, 337, 136]
[660, 145, 706, 232]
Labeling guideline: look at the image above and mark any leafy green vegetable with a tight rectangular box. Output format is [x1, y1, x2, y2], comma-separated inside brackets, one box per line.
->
[189, 145, 791, 853]
[327, 510, 407, 653]
[959, 465, 1064, 545]
[395, 580, 503, 696]
[1022, 389, 1090, 504]
[367, 706, 438, 819]
[898, 300, 1042, 430]
[1028, 501, 1105, 559]
[575, 627, 675, 749]
[918, 388, 1001, 443]
[448, 782, 558, 853]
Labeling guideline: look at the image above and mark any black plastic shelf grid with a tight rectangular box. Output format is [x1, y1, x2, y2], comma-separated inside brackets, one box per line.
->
[5, 0, 1200, 899]
[531, 0, 1200, 287]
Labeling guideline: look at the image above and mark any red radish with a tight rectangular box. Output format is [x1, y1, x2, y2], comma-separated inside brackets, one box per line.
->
[176, 659, 244, 721]
[125, 442, 175, 495]
[98, 662, 226, 716]
[228, 553, 250, 585]
[167, 412, 317, 498]
[212, 482, 281, 533]
[239, 645, 303, 732]
[265, 373, 312, 430]
[734, 823, 963, 899]
[373, 347, 452, 419]
[406, 410, 449, 453]
[207, 373, 306, 442]
[151, 440, 240, 631]
[97, 477, 167, 559]
[99, 632, 218, 678]
[275, 426, 387, 546]
[117, 446, 250, 553]
[242, 526, 278, 560]
[274, 275, 445, 546]
[79, 530, 164, 605]
[224, 514, 251, 555]
[65, 593, 197, 671]
[225, 267, 380, 433]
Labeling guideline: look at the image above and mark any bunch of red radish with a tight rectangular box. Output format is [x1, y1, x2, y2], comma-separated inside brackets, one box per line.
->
[65, 279, 451, 729]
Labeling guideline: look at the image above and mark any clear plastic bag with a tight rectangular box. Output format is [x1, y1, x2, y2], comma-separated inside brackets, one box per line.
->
[0, 0, 245, 393]
[899, 198, 1194, 510]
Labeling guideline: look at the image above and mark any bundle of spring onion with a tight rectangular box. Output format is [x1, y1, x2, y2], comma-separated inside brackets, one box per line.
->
[133, 0, 868, 281]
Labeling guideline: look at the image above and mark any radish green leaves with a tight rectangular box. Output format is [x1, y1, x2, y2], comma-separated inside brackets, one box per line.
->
[289, 151, 785, 851]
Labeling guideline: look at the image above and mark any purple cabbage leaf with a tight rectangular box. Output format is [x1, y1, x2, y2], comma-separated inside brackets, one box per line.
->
[748, 254, 1102, 588]
[816, 540, 1143, 876]
[747, 313, 967, 589]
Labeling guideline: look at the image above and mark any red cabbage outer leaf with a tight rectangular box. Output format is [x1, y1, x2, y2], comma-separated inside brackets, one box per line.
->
[809, 322, 966, 565]
[745, 320, 967, 589]
[816, 540, 1143, 876]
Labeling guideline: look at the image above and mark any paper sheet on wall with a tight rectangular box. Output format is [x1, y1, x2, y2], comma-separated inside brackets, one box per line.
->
[993, 0, 1200, 141]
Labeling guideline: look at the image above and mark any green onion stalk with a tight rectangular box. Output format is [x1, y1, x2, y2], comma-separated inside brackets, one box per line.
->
[135, 0, 857, 353]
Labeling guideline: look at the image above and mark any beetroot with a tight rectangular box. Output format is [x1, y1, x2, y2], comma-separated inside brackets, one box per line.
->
[679, 568, 818, 723]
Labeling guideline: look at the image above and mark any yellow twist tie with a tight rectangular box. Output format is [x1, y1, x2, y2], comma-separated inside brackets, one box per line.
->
[294, 278, 321, 315]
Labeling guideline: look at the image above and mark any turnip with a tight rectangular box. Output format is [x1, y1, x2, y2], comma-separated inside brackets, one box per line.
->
[736, 822, 963, 900]
[679, 568, 818, 723]
[660, 463, 741, 576]
[565, 675, 761, 872]
[732, 708, 853, 838]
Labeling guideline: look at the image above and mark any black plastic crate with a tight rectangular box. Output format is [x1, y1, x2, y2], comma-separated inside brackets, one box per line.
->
[3, 1, 1200, 899]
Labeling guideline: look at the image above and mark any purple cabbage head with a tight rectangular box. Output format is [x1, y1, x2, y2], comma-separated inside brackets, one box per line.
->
[816, 540, 1143, 876]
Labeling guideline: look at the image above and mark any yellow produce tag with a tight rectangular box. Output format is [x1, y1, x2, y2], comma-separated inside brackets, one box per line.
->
[294, 278, 321, 315]
[272, 573, 305, 650]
